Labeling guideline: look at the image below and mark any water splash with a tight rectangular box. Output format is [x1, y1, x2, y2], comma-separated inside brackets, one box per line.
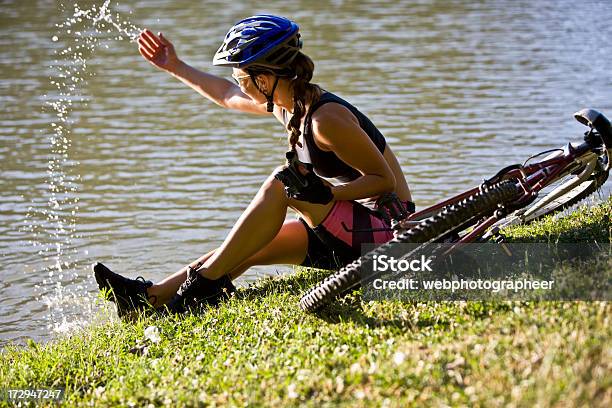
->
[24, 1, 142, 338]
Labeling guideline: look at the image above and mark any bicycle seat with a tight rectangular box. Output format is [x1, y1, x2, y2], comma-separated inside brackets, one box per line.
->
[574, 108, 612, 148]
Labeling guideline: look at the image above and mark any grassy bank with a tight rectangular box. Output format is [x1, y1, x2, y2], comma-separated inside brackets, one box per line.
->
[1, 197, 610, 407]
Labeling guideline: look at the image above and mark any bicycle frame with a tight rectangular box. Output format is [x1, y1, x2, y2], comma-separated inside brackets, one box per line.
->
[398, 139, 608, 247]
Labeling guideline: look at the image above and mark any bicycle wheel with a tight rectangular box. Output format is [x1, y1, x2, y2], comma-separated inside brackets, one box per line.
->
[529, 171, 607, 219]
[500, 161, 608, 227]
[299, 180, 522, 312]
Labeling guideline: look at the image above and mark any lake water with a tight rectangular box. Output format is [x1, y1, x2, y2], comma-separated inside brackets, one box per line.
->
[1, 0, 611, 346]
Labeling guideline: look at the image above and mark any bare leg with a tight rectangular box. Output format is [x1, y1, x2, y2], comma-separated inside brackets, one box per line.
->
[227, 218, 310, 279]
[148, 219, 309, 306]
[147, 248, 215, 306]
[198, 170, 332, 280]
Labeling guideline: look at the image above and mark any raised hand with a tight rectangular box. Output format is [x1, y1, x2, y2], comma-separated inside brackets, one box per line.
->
[138, 29, 180, 72]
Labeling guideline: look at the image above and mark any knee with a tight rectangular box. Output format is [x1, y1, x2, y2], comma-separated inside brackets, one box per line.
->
[258, 167, 288, 200]
[271, 165, 287, 178]
[268, 166, 287, 188]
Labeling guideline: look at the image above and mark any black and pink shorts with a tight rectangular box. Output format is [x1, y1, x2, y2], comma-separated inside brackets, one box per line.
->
[300, 199, 415, 270]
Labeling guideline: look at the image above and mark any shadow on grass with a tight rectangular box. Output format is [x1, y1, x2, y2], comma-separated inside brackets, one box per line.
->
[310, 295, 518, 330]
[235, 268, 331, 301]
[314, 301, 411, 329]
[232, 270, 419, 329]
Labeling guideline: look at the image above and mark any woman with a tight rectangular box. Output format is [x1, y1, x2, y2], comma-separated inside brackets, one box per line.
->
[94, 15, 414, 315]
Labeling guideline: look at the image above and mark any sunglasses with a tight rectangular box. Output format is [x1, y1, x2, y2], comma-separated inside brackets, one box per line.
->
[231, 73, 251, 85]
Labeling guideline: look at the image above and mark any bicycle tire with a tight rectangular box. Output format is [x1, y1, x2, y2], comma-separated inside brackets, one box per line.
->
[498, 166, 609, 228]
[526, 170, 608, 221]
[299, 180, 522, 312]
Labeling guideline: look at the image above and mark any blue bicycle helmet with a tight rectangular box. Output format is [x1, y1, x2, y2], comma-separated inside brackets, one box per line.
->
[213, 15, 302, 71]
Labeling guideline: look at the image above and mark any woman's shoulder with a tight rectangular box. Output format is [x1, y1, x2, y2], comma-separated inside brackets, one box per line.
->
[309, 103, 363, 152]
[310, 94, 359, 129]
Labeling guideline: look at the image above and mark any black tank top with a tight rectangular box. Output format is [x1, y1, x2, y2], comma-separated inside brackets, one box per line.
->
[284, 92, 387, 184]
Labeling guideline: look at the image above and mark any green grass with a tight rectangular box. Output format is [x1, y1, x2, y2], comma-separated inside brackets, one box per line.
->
[500, 195, 611, 243]
[1, 196, 610, 407]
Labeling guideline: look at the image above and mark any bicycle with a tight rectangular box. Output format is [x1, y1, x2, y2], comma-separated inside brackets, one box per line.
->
[300, 108, 611, 312]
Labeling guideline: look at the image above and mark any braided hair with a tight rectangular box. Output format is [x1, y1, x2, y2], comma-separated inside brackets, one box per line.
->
[285, 52, 321, 151]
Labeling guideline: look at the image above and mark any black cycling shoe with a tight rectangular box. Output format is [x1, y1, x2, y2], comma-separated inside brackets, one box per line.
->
[93, 262, 155, 318]
[164, 267, 236, 315]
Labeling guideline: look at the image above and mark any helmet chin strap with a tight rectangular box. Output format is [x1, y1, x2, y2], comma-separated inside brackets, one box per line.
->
[266, 77, 280, 112]
[249, 72, 280, 112]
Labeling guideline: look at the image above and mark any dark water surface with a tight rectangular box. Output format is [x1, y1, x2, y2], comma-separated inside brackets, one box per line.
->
[1, 0, 611, 345]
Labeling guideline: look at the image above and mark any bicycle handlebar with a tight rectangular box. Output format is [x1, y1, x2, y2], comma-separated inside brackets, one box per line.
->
[574, 108, 612, 149]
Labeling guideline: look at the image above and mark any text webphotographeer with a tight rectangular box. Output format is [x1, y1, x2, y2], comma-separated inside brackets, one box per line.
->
[372, 278, 554, 292]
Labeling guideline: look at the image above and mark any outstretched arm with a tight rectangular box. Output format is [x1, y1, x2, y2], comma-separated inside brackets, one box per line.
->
[137, 29, 269, 115]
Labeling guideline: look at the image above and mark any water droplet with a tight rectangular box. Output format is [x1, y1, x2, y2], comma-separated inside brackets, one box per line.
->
[52, 35, 59, 42]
